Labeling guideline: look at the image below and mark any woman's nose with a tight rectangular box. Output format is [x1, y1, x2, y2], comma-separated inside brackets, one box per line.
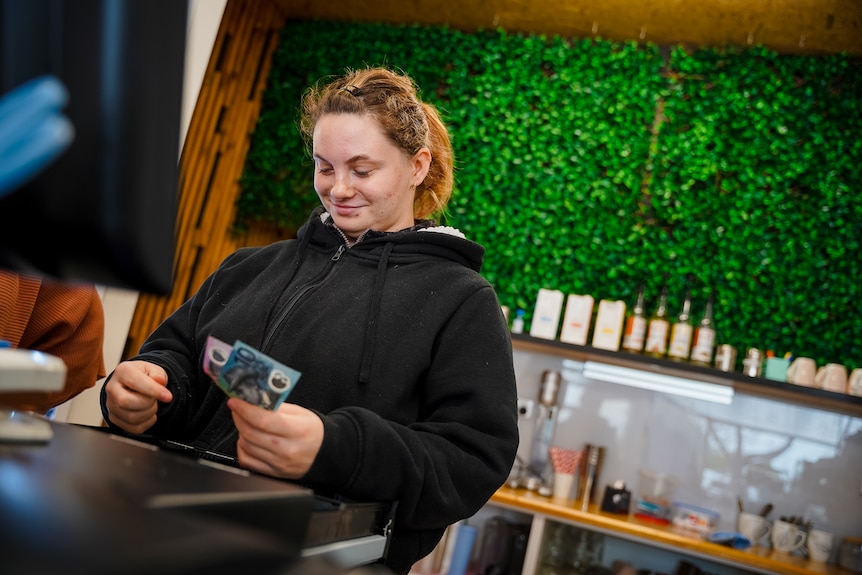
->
[330, 174, 352, 197]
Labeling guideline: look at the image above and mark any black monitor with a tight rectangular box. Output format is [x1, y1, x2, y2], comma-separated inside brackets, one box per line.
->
[0, 0, 188, 295]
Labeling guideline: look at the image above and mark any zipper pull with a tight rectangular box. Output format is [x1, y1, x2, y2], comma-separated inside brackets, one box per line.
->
[331, 245, 345, 261]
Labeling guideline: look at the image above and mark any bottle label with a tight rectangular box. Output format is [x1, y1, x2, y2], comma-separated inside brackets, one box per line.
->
[690, 327, 716, 362]
[622, 316, 647, 351]
[668, 324, 693, 358]
[644, 320, 669, 354]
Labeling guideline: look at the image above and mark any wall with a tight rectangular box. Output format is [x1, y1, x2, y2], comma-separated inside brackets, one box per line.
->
[511, 347, 862, 563]
[274, 0, 862, 56]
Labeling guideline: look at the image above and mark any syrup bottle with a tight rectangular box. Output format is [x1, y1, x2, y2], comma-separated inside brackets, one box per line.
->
[622, 285, 647, 354]
[690, 293, 717, 366]
[667, 290, 693, 361]
[643, 286, 669, 358]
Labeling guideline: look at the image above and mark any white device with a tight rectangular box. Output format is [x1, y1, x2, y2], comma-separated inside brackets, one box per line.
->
[0, 348, 67, 391]
[0, 348, 67, 442]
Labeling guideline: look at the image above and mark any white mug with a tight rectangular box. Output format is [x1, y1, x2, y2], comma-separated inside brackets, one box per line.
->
[816, 363, 848, 393]
[787, 357, 816, 387]
[848, 368, 862, 397]
[771, 519, 807, 553]
[807, 529, 833, 563]
[737, 512, 771, 547]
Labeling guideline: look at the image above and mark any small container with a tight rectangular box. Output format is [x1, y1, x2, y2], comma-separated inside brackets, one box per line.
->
[633, 469, 679, 524]
[511, 309, 525, 334]
[714, 344, 737, 372]
[742, 347, 762, 377]
[670, 501, 720, 535]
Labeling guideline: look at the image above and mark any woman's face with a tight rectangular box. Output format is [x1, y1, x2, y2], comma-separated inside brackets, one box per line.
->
[312, 113, 430, 240]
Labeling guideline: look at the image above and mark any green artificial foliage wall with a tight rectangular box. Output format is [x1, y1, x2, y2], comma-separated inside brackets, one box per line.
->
[239, 20, 862, 370]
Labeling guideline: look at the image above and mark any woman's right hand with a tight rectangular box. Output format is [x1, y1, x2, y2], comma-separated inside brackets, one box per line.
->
[103, 360, 173, 434]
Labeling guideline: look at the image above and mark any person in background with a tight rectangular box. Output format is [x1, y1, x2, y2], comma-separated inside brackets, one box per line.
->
[0, 270, 106, 414]
[100, 66, 519, 574]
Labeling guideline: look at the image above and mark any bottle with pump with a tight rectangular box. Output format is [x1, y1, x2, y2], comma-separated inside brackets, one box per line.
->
[622, 286, 647, 354]
[644, 287, 670, 358]
[690, 294, 716, 366]
[668, 290, 694, 361]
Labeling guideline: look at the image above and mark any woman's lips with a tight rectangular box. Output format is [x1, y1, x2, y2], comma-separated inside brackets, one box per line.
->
[331, 203, 362, 216]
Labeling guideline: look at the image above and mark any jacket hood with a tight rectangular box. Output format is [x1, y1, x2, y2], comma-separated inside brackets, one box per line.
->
[298, 206, 486, 272]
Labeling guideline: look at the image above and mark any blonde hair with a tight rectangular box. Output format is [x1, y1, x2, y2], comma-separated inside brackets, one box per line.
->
[299, 67, 454, 219]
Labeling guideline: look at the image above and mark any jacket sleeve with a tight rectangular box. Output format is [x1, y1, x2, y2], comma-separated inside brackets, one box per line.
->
[100, 248, 255, 437]
[1, 273, 106, 414]
[304, 284, 519, 530]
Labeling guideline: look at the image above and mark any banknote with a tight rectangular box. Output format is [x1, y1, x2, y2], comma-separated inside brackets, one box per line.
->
[215, 340, 301, 410]
[203, 335, 233, 381]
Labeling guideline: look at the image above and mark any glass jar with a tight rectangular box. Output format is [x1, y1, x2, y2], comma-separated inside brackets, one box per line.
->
[839, 536, 862, 573]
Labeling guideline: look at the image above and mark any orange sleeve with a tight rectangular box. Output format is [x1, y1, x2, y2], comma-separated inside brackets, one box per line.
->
[1, 274, 106, 414]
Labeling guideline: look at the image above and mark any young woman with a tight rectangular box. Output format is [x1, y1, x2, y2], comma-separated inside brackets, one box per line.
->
[101, 66, 519, 574]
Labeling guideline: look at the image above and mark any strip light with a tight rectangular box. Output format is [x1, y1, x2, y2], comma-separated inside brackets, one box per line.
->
[582, 360, 734, 405]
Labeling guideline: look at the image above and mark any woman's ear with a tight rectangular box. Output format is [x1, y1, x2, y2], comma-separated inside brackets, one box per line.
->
[412, 147, 432, 186]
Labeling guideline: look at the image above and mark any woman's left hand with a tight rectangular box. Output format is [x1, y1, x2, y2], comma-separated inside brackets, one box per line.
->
[227, 398, 324, 479]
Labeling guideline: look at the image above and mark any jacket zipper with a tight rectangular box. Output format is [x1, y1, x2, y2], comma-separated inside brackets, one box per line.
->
[261, 245, 346, 350]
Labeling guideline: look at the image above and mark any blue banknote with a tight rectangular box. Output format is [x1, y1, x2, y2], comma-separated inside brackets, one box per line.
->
[207, 339, 301, 410]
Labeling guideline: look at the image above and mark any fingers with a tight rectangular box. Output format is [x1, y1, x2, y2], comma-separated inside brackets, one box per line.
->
[228, 399, 323, 479]
[117, 361, 173, 403]
[104, 360, 171, 435]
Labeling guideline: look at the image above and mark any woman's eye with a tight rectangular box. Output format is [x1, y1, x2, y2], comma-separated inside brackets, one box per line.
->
[354, 170, 371, 177]
[317, 167, 333, 175]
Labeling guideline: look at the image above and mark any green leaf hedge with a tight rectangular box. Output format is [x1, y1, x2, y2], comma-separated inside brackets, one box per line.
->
[238, 20, 862, 370]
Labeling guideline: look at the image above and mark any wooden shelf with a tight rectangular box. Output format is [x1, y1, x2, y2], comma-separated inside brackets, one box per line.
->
[490, 486, 845, 575]
[511, 333, 862, 418]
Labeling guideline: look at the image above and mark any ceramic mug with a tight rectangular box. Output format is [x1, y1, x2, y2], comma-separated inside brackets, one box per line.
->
[737, 512, 771, 547]
[848, 368, 862, 397]
[807, 529, 833, 563]
[816, 363, 848, 393]
[771, 519, 807, 553]
[787, 357, 816, 387]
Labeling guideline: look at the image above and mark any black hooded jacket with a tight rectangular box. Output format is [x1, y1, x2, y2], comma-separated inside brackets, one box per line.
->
[100, 207, 519, 574]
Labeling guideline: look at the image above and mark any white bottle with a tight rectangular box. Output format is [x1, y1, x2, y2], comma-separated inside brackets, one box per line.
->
[529, 289, 565, 340]
[591, 299, 627, 351]
[511, 309, 525, 334]
[559, 294, 595, 345]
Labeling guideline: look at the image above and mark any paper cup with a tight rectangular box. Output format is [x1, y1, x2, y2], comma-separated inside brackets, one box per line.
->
[552, 472, 575, 501]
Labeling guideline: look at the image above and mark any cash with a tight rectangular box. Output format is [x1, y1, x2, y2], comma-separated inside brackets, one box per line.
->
[203, 335, 233, 380]
[202, 336, 300, 410]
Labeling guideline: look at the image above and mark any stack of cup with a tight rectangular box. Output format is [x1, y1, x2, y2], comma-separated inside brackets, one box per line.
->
[548, 446, 583, 501]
